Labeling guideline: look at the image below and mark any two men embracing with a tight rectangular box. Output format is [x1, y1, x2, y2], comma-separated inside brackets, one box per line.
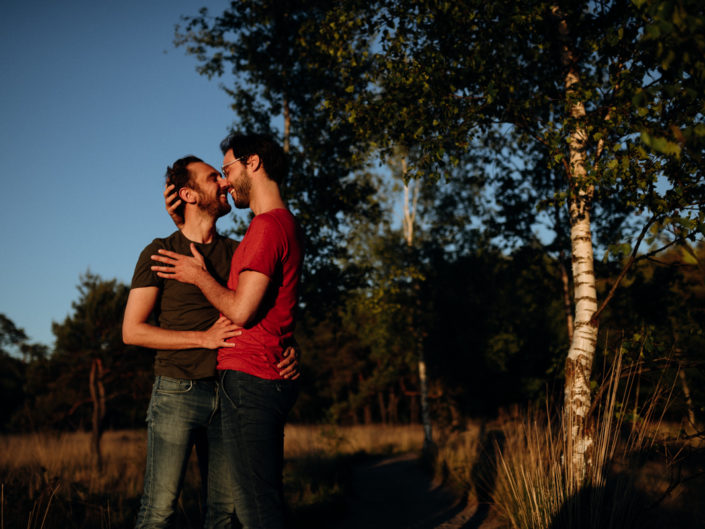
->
[124, 133, 303, 529]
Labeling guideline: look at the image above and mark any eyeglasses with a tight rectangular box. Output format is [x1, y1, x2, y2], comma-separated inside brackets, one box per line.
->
[221, 156, 248, 177]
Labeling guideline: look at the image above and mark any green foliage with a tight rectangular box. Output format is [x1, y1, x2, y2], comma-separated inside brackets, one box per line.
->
[0, 315, 50, 432]
[598, 243, 705, 423]
[0, 314, 29, 431]
[13, 273, 152, 431]
[175, 0, 382, 319]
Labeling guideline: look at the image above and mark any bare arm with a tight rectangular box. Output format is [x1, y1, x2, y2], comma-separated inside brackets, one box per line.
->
[197, 270, 270, 327]
[123, 285, 299, 378]
[122, 286, 239, 349]
[151, 244, 270, 327]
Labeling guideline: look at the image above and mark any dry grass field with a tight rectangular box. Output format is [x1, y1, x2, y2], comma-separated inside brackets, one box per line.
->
[0, 425, 424, 529]
[1, 421, 702, 528]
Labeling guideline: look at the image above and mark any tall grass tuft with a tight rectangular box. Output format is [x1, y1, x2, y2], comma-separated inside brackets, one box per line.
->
[492, 352, 671, 529]
[433, 423, 482, 495]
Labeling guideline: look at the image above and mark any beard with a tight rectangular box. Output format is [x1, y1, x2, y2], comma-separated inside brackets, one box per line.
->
[197, 190, 232, 218]
[229, 174, 251, 209]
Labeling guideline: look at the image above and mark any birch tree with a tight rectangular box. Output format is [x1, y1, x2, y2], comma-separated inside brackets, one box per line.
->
[310, 0, 705, 478]
[398, 155, 434, 452]
[178, 0, 705, 476]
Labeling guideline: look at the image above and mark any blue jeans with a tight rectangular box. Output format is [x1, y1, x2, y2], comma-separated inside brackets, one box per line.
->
[219, 370, 298, 529]
[135, 376, 237, 529]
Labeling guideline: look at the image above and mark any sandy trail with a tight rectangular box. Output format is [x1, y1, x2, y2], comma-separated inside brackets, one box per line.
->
[331, 453, 504, 529]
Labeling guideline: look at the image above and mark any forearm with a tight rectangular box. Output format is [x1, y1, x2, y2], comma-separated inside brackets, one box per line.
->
[123, 321, 210, 350]
[150, 247, 266, 327]
[195, 273, 251, 327]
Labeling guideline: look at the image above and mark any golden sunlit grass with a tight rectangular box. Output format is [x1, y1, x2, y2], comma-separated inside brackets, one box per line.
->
[428, 358, 705, 529]
[1, 410, 700, 528]
[285, 423, 425, 457]
[433, 422, 483, 495]
[0, 424, 425, 528]
[0, 430, 146, 497]
[468, 357, 702, 529]
[489, 355, 672, 529]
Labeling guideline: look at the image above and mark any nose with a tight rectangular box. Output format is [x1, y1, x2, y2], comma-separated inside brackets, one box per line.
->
[218, 176, 230, 189]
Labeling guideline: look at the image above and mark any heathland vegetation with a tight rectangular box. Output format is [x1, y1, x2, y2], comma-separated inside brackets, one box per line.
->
[2, 0, 705, 527]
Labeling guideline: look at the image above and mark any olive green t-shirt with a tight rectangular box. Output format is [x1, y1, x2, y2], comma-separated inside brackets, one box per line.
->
[130, 230, 238, 379]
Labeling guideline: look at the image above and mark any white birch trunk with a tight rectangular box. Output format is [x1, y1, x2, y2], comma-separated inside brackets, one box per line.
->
[564, 185, 598, 481]
[401, 158, 433, 451]
[418, 354, 433, 450]
[554, 5, 599, 481]
[559, 256, 574, 344]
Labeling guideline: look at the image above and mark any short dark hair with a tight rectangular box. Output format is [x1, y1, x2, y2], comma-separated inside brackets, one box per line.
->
[165, 155, 203, 218]
[220, 133, 288, 184]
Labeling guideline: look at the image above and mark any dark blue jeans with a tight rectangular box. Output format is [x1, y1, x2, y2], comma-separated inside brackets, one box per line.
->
[135, 376, 237, 529]
[219, 370, 298, 529]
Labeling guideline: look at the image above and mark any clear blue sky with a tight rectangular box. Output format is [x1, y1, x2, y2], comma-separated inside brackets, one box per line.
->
[0, 0, 247, 347]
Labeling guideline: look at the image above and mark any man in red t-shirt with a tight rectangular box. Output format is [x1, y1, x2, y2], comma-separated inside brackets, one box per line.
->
[152, 134, 303, 529]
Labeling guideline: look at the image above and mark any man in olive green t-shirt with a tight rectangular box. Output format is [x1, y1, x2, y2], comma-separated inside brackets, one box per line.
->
[123, 156, 297, 528]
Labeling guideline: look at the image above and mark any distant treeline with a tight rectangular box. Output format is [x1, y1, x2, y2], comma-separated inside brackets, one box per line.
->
[1, 241, 702, 433]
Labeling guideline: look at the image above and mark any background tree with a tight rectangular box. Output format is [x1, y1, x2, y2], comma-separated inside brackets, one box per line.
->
[0, 314, 30, 431]
[174, 4, 705, 476]
[175, 0, 381, 321]
[49, 272, 151, 470]
[308, 0, 705, 476]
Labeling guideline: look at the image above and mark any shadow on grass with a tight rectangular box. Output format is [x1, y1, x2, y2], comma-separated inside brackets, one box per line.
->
[285, 452, 362, 529]
[546, 443, 705, 529]
[322, 452, 467, 529]
[461, 427, 505, 529]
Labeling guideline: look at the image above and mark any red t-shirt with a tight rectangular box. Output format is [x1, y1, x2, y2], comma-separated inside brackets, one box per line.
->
[217, 208, 303, 379]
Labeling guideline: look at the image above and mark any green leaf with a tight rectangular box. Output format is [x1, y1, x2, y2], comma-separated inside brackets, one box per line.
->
[640, 131, 681, 157]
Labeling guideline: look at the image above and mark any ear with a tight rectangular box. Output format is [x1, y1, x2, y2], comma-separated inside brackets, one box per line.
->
[179, 186, 197, 205]
[249, 154, 263, 173]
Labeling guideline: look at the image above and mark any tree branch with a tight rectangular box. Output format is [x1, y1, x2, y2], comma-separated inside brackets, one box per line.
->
[634, 231, 695, 263]
[590, 215, 657, 325]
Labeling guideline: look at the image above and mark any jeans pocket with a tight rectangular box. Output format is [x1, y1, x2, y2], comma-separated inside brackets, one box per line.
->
[154, 375, 193, 395]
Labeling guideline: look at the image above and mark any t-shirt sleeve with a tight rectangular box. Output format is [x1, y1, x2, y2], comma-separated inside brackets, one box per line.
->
[237, 214, 284, 279]
[130, 240, 165, 289]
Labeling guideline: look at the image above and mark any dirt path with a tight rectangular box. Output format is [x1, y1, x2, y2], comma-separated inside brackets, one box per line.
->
[332, 453, 504, 529]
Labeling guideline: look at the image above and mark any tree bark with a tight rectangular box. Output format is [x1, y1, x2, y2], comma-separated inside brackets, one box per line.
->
[363, 404, 372, 425]
[672, 323, 697, 431]
[89, 357, 106, 472]
[402, 167, 434, 453]
[417, 353, 434, 451]
[678, 364, 697, 430]
[559, 253, 574, 343]
[554, 5, 599, 482]
[388, 388, 399, 424]
[377, 391, 388, 424]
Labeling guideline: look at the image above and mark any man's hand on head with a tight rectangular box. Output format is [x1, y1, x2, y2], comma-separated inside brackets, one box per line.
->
[165, 184, 185, 229]
[151, 243, 209, 285]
